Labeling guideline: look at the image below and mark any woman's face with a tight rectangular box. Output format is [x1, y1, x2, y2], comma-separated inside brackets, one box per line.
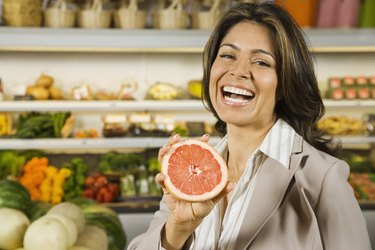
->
[209, 21, 277, 129]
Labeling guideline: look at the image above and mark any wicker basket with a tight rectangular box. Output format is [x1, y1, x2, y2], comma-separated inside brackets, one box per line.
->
[115, 9, 147, 29]
[114, 0, 146, 29]
[44, 0, 76, 28]
[192, 10, 221, 29]
[2, 0, 42, 27]
[192, 0, 221, 29]
[153, 0, 188, 29]
[78, 0, 112, 28]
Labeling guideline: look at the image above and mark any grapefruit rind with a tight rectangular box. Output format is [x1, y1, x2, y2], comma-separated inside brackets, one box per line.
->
[161, 139, 228, 202]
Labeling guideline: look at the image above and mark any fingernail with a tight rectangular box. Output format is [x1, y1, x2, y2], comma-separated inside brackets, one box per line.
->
[173, 134, 180, 139]
[203, 134, 209, 138]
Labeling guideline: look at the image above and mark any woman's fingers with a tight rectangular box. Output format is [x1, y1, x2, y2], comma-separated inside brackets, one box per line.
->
[158, 134, 181, 162]
[199, 134, 210, 143]
[156, 173, 169, 194]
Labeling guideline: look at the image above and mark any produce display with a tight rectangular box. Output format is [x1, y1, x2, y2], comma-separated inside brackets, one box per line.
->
[325, 75, 375, 100]
[83, 174, 120, 203]
[14, 112, 73, 139]
[0, 151, 26, 180]
[317, 116, 367, 136]
[344, 150, 375, 202]
[188, 79, 203, 99]
[63, 157, 88, 201]
[0, 179, 31, 215]
[145, 82, 186, 100]
[0, 185, 126, 250]
[0, 113, 12, 136]
[3, 71, 201, 102]
[19, 157, 70, 203]
[25, 74, 63, 100]
[79, 203, 127, 250]
[349, 173, 375, 201]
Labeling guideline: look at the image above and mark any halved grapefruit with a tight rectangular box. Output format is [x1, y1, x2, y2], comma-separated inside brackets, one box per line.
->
[161, 139, 228, 202]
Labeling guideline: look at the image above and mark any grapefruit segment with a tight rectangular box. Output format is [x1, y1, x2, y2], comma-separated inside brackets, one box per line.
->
[162, 139, 228, 202]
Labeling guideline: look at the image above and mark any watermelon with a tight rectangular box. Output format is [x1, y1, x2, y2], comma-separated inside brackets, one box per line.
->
[28, 200, 53, 222]
[79, 204, 126, 250]
[0, 179, 31, 215]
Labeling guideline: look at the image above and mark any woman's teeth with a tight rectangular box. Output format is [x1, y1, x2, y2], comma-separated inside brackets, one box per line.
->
[222, 86, 254, 103]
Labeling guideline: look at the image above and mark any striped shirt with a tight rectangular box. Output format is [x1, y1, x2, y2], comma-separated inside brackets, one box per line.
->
[190, 118, 296, 250]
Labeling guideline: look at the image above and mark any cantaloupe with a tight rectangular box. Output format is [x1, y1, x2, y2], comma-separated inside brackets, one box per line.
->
[0, 208, 29, 250]
[23, 216, 68, 250]
[45, 213, 78, 247]
[75, 225, 108, 250]
[47, 202, 85, 233]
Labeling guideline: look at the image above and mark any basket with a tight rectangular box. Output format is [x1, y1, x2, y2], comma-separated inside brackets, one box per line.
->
[192, 10, 221, 29]
[2, 0, 42, 27]
[114, 0, 147, 29]
[44, 0, 77, 28]
[153, 0, 189, 29]
[192, 0, 221, 29]
[78, 0, 112, 28]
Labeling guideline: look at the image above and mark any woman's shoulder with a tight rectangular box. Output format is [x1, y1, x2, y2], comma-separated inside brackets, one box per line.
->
[300, 136, 344, 169]
[293, 135, 350, 203]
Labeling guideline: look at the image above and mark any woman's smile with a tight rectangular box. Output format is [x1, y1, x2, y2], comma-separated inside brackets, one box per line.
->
[221, 85, 255, 106]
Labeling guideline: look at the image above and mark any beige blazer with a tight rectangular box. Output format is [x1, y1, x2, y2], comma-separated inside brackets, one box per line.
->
[127, 134, 372, 250]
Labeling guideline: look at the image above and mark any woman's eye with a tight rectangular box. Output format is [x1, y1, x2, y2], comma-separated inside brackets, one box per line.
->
[253, 60, 270, 67]
[219, 53, 235, 59]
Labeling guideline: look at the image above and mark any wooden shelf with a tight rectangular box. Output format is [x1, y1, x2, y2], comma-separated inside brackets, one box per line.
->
[0, 137, 222, 150]
[0, 99, 373, 112]
[0, 27, 374, 53]
[0, 100, 209, 112]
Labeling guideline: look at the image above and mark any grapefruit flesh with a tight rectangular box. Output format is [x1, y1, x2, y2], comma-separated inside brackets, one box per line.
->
[162, 139, 228, 202]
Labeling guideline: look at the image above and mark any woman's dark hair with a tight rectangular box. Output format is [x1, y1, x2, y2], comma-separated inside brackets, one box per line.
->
[202, 2, 340, 156]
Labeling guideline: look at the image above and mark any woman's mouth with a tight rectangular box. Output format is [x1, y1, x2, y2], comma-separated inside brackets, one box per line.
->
[221, 86, 255, 104]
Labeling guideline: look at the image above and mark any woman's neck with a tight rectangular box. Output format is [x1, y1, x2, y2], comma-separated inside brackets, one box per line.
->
[225, 117, 276, 180]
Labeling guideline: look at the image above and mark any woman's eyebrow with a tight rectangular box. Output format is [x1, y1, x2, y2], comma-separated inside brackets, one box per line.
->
[251, 49, 275, 59]
[219, 44, 275, 59]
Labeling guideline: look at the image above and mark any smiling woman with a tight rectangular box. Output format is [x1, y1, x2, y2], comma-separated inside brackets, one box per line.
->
[128, 2, 372, 250]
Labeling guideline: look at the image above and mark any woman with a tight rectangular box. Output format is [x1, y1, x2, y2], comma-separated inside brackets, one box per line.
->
[128, 2, 371, 249]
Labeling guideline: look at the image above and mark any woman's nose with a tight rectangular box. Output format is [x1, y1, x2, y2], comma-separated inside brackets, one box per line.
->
[230, 59, 251, 79]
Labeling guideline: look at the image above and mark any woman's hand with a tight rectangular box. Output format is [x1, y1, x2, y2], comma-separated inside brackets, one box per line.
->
[157, 134, 233, 249]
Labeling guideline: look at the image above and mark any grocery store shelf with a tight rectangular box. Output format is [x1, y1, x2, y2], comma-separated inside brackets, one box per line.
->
[0, 100, 209, 112]
[0, 27, 375, 53]
[305, 28, 375, 53]
[337, 136, 375, 145]
[0, 137, 222, 150]
[323, 99, 375, 109]
[0, 99, 373, 112]
[0, 136, 371, 150]
[0, 27, 209, 53]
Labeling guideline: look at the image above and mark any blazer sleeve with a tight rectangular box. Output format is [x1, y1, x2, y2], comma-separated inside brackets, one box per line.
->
[315, 160, 372, 250]
[127, 196, 169, 250]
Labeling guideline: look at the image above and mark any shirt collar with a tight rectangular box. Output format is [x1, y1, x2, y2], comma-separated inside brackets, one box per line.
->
[259, 119, 296, 169]
[214, 119, 296, 169]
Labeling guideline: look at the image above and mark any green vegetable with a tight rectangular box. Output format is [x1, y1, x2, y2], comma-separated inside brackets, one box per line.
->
[14, 112, 70, 138]
[63, 157, 88, 200]
[0, 151, 25, 179]
[148, 157, 161, 174]
[98, 152, 145, 173]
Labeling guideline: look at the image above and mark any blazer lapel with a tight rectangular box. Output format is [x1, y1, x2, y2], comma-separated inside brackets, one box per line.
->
[235, 135, 305, 250]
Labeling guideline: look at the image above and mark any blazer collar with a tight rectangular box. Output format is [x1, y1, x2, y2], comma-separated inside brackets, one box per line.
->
[235, 134, 305, 249]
